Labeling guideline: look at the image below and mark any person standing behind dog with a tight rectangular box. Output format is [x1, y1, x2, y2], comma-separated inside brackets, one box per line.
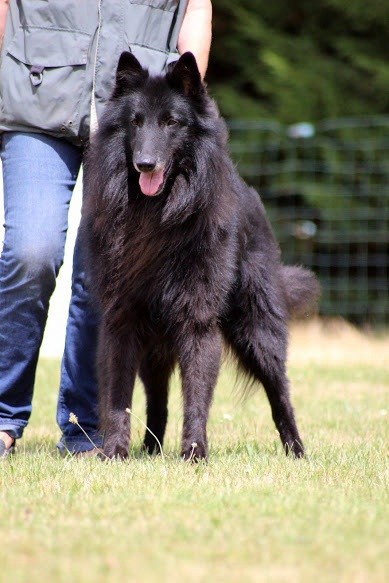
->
[0, 0, 212, 458]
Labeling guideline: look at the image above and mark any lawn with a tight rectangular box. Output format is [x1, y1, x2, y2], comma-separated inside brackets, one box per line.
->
[1, 320, 388, 583]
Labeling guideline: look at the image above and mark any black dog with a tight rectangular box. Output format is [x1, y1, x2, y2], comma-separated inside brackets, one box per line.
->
[82, 52, 319, 461]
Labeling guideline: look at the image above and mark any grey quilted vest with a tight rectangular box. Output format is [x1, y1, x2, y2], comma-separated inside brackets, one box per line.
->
[0, 0, 188, 144]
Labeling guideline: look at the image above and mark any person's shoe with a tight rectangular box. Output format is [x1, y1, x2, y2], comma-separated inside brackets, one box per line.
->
[0, 435, 15, 458]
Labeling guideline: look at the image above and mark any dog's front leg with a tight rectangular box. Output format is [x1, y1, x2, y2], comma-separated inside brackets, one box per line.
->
[98, 322, 140, 460]
[178, 326, 222, 461]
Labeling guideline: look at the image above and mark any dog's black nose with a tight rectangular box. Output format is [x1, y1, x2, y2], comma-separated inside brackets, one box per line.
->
[136, 160, 156, 173]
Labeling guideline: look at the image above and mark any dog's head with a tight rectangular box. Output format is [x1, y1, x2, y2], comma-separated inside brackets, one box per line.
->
[109, 51, 210, 197]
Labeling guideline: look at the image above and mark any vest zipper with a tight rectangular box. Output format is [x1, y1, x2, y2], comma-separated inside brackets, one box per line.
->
[90, 0, 102, 136]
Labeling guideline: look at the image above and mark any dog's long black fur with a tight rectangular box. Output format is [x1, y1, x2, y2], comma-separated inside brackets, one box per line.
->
[82, 52, 320, 461]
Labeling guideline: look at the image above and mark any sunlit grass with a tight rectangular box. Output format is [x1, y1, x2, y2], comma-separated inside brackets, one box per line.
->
[1, 320, 388, 583]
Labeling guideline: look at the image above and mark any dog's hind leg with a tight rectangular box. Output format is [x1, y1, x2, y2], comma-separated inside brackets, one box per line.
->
[222, 295, 304, 458]
[139, 346, 175, 454]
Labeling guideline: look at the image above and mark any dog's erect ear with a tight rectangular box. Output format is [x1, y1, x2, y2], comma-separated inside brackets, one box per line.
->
[112, 51, 148, 97]
[166, 52, 203, 97]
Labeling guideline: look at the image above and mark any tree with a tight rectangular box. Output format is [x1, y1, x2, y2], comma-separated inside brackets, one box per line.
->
[208, 0, 389, 122]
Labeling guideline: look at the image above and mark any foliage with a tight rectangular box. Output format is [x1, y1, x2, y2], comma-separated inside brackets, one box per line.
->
[208, 0, 389, 323]
[209, 0, 389, 123]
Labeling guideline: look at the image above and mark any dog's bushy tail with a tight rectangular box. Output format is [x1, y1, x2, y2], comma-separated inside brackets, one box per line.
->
[281, 265, 320, 318]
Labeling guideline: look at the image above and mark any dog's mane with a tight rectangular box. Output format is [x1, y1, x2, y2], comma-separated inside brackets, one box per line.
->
[82, 76, 237, 321]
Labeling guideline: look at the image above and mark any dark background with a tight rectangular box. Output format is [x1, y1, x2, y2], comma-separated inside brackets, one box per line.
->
[206, 1, 389, 325]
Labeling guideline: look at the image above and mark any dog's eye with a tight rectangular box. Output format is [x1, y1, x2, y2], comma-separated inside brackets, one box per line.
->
[166, 118, 179, 127]
[130, 117, 142, 127]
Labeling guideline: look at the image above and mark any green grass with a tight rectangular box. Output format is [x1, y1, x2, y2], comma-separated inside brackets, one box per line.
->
[1, 323, 388, 583]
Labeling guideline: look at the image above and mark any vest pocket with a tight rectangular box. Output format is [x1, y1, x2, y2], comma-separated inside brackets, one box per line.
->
[1, 26, 91, 137]
[125, 1, 179, 52]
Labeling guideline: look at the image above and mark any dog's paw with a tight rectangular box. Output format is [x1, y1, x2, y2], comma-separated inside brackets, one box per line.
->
[284, 440, 305, 459]
[102, 440, 129, 460]
[142, 435, 163, 456]
[181, 441, 208, 462]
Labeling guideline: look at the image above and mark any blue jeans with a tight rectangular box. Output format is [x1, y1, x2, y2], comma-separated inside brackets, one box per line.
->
[0, 132, 102, 452]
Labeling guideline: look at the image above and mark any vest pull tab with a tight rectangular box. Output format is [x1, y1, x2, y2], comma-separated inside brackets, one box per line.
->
[30, 65, 44, 87]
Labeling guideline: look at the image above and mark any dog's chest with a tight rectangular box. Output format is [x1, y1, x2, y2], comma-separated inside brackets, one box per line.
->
[108, 207, 238, 325]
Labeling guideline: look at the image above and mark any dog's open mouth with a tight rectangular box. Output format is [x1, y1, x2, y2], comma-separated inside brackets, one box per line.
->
[139, 169, 165, 197]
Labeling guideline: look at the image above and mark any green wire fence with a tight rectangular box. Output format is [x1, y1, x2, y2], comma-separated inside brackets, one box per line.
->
[228, 116, 389, 325]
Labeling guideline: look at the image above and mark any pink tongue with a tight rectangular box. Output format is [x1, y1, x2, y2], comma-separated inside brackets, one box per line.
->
[139, 169, 164, 196]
